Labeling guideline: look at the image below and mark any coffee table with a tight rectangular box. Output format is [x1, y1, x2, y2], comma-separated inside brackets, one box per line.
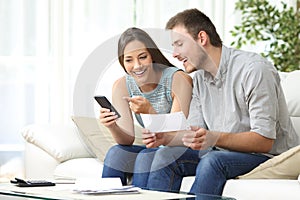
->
[0, 183, 236, 200]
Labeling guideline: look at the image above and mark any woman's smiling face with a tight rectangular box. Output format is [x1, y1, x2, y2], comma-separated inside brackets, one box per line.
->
[123, 40, 154, 85]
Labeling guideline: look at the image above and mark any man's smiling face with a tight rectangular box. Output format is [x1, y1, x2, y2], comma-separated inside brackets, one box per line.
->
[171, 25, 208, 73]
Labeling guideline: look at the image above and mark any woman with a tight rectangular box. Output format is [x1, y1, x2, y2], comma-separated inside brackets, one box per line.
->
[99, 27, 192, 186]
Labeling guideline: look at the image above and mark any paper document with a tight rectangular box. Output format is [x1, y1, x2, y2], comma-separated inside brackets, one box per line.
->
[141, 111, 190, 132]
[73, 185, 140, 195]
[72, 177, 141, 195]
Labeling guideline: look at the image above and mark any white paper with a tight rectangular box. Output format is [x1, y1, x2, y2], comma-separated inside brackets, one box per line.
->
[141, 111, 190, 132]
[72, 177, 141, 195]
[73, 185, 141, 195]
[73, 177, 122, 191]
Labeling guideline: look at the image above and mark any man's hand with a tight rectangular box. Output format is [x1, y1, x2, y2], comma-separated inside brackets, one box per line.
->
[182, 126, 220, 150]
[142, 129, 165, 148]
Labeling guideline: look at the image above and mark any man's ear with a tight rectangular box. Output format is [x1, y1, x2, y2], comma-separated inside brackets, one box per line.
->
[197, 31, 208, 45]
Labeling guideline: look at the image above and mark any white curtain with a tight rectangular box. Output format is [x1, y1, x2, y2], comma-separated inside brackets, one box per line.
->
[0, 0, 238, 148]
[136, 0, 237, 45]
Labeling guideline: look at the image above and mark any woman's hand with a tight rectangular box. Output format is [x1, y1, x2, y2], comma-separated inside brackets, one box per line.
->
[123, 96, 156, 114]
[99, 108, 119, 128]
[142, 129, 165, 148]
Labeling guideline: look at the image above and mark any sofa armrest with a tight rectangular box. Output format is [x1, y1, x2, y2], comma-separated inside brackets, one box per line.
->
[21, 123, 93, 163]
[24, 142, 59, 179]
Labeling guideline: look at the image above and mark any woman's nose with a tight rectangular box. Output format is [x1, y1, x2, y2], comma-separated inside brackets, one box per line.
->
[133, 60, 142, 68]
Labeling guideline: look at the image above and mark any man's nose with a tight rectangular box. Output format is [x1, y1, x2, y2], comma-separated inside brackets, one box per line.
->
[173, 51, 179, 58]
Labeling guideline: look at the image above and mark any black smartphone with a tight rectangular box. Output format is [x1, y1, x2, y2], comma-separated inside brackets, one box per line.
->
[94, 95, 121, 118]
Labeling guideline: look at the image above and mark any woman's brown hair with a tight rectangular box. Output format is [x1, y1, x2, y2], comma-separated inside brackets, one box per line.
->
[118, 27, 174, 73]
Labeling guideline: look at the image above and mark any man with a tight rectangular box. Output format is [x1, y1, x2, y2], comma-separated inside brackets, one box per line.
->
[141, 8, 299, 195]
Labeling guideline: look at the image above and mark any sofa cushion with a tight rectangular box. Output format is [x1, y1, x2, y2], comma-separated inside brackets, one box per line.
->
[21, 124, 91, 163]
[238, 145, 300, 179]
[54, 158, 103, 180]
[280, 70, 300, 118]
[71, 116, 144, 163]
[223, 179, 300, 200]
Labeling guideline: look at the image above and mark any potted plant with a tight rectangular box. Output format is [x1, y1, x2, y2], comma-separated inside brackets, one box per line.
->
[230, 0, 300, 72]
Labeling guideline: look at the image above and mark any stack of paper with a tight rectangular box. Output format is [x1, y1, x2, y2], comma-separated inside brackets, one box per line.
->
[72, 177, 140, 195]
[73, 185, 141, 195]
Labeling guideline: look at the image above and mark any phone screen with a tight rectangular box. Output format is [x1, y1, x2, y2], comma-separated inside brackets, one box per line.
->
[94, 96, 121, 118]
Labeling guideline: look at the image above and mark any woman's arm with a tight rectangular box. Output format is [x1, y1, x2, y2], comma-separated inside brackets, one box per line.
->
[99, 77, 135, 145]
[170, 70, 193, 117]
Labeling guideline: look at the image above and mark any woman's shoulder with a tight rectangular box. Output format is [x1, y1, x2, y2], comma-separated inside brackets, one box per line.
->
[113, 75, 126, 84]
[161, 66, 185, 78]
[112, 76, 127, 90]
[162, 66, 181, 73]
[173, 70, 193, 85]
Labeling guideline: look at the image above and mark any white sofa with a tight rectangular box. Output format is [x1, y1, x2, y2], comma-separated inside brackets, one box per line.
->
[22, 70, 300, 200]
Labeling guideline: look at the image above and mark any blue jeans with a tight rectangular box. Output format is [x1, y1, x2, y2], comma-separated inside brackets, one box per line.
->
[102, 144, 146, 185]
[147, 146, 270, 195]
[132, 148, 159, 188]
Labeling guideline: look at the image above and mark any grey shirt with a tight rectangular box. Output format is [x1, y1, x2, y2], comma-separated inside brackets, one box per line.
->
[188, 45, 299, 155]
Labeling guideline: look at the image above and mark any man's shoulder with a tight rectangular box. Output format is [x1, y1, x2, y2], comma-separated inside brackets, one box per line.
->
[226, 46, 264, 63]
[229, 46, 269, 64]
[226, 46, 276, 74]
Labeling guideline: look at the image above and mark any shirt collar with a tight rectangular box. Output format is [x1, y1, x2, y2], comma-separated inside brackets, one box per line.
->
[204, 45, 229, 87]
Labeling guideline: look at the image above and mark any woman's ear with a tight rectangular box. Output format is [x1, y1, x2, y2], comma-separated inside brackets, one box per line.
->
[197, 31, 208, 46]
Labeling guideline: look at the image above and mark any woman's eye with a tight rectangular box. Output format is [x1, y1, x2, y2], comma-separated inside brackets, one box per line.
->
[125, 59, 132, 63]
[139, 55, 147, 60]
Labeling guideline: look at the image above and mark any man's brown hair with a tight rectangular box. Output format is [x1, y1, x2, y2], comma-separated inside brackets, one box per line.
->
[166, 8, 222, 47]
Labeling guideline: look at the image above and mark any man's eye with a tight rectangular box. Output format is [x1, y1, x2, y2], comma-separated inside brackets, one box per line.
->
[125, 59, 132, 63]
[173, 42, 183, 47]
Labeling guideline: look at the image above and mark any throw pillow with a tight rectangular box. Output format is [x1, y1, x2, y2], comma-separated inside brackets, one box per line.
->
[238, 145, 300, 179]
[281, 70, 300, 117]
[71, 116, 144, 163]
[21, 124, 91, 162]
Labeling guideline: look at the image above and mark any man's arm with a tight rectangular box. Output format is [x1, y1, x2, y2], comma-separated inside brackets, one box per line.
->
[217, 131, 274, 153]
[182, 128, 274, 153]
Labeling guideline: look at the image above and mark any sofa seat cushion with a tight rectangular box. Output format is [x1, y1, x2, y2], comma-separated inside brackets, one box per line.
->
[180, 176, 195, 193]
[222, 179, 300, 200]
[54, 158, 103, 180]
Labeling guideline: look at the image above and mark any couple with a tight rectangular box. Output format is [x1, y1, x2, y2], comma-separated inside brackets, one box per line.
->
[99, 8, 299, 195]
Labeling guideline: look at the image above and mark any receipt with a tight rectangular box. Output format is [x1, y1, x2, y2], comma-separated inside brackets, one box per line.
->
[140, 111, 190, 132]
